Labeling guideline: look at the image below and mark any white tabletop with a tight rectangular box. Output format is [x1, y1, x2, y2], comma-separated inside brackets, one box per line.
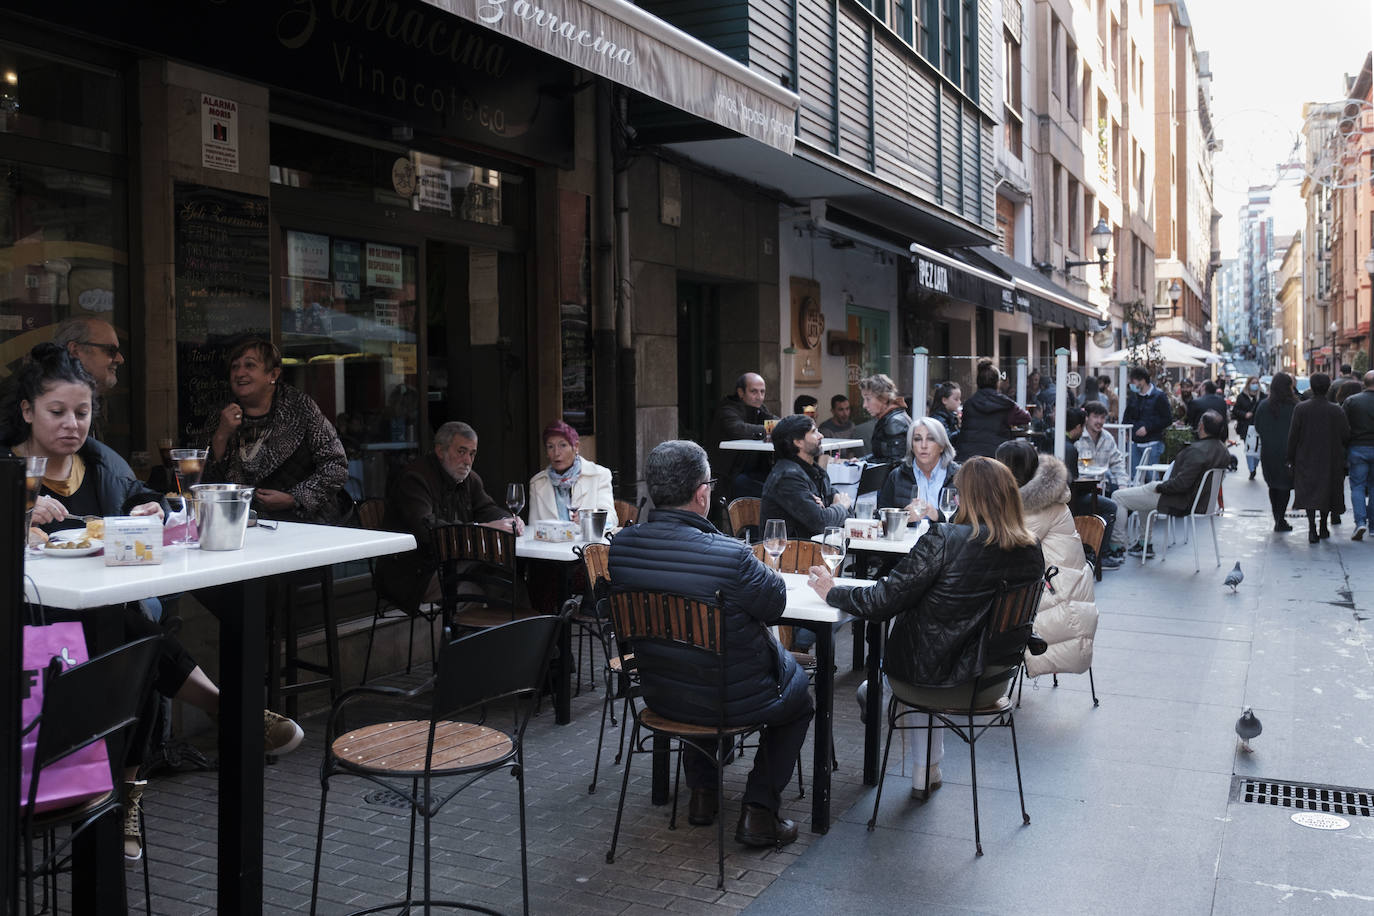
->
[818, 521, 926, 555]
[779, 572, 860, 624]
[718, 438, 864, 453]
[22, 522, 415, 610]
[515, 531, 611, 562]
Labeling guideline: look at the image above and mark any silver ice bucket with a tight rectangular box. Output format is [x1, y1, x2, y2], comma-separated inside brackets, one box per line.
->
[579, 508, 609, 541]
[191, 484, 256, 550]
[880, 508, 907, 540]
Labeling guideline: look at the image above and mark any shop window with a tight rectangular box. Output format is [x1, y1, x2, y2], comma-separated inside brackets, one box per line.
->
[270, 122, 505, 228]
[278, 230, 419, 499]
[0, 42, 124, 153]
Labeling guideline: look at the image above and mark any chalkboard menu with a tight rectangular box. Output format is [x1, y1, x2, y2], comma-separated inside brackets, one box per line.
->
[174, 183, 271, 442]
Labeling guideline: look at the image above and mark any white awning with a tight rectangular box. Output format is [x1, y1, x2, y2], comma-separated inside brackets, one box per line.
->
[434, 0, 800, 154]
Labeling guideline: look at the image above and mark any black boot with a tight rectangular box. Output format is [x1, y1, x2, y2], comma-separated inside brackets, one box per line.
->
[1308, 510, 1321, 543]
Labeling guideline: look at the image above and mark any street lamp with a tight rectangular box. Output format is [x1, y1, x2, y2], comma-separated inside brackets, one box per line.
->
[1328, 319, 1339, 373]
[1167, 279, 1182, 315]
[1063, 217, 1113, 271]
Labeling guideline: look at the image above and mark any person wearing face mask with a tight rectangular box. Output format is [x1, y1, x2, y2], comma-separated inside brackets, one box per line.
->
[1122, 366, 1172, 475]
[878, 416, 959, 523]
[1234, 376, 1263, 480]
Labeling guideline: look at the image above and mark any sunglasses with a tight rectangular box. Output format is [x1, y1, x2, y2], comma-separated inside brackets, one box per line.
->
[79, 341, 121, 358]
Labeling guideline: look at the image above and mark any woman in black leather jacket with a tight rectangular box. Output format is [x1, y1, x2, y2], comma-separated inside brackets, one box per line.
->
[808, 457, 1044, 796]
[860, 373, 912, 463]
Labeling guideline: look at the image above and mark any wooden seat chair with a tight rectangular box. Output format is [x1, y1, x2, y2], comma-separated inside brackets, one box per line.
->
[726, 497, 761, 541]
[309, 613, 565, 916]
[605, 588, 776, 889]
[431, 522, 542, 633]
[575, 542, 641, 795]
[868, 575, 1047, 856]
[613, 499, 639, 526]
[1074, 513, 1106, 583]
[358, 497, 442, 682]
[20, 636, 162, 916]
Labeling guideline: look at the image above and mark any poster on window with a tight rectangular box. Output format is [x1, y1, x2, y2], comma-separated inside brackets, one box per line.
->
[332, 239, 360, 298]
[417, 164, 452, 213]
[286, 231, 330, 279]
[365, 243, 403, 289]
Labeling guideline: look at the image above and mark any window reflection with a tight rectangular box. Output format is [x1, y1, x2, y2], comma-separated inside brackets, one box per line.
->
[279, 230, 419, 499]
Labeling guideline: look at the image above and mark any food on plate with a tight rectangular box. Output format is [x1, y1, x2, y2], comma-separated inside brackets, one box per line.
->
[50, 537, 94, 550]
[84, 517, 105, 539]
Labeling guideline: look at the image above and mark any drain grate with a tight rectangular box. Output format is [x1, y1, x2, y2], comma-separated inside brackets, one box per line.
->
[363, 788, 413, 812]
[1231, 777, 1374, 817]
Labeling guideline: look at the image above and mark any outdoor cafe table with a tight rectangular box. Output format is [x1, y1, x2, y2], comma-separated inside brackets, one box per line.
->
[513, 531, 613, 724]
[818, 526, 926, 783]
[21, 522, 415, 915]
[717, 437, 864, 453]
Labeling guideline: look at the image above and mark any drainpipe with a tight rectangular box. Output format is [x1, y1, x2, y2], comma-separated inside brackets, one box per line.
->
[614, 89, 637, 501]
[593, 82, 619, 492]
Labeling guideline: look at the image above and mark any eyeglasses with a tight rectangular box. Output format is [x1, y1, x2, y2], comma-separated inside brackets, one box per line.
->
[700, 477, 718, 492]
[78, 341, 121, 358]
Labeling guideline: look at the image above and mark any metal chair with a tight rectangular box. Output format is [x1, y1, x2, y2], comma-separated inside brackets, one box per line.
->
[604, 589, 770, 889]
[1074, 513, 1106, 583]
[1140, 467, 1225, 571]
[19, 636, 162, 916]
[867, 575, 1047, 856]
[309, 614, 565, 916]
[358, 497, 441, 682]
[726, 496, 761, 541]
[576, 542, 641, 795]
[431, 522, 541, 632]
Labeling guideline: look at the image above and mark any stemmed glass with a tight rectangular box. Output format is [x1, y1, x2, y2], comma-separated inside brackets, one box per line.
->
[939, 486, 960, 520]
[819, 526, 846, 577]
[170, 448, 208, 546]
[23, 455, 47, 558]
[763, 518, 787, 570]
[505, 483, 525, 522]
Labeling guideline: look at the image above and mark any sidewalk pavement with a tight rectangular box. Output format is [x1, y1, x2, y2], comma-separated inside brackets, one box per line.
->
[94, 442, 1374, 913]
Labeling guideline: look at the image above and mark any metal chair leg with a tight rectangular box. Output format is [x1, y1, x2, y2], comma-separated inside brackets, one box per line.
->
[968, 712, 983, 856]
[867, 699, 899, 830]
[1088, 666, 1099, 707]
[1008, 710, 1030, 828]
[605, 720, 639, 865]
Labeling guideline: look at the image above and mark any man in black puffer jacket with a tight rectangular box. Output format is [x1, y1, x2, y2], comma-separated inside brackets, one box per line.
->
[760, 414, 852, 538]
[610, 440, 813, 848]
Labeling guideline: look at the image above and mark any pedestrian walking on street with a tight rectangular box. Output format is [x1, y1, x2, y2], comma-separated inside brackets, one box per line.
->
[1234, 375, 1262, 479]
[1287, 373, 1351, 543]
[1341, 370, 1374, 540]
[1255, 373, 1298, 532]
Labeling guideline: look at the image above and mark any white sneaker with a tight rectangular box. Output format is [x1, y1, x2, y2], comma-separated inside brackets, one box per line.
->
[264, 710, 304, 756]
[911, 764, 943, 800]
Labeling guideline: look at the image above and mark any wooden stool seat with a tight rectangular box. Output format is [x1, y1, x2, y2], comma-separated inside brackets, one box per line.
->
[637, 710, 755, 739]
[607, 653, 634, 673]
[333, 720, 514, 774]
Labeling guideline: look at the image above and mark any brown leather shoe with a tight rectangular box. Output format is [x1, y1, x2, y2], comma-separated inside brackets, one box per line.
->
[734, 803, 798, 848]
[688, 787, 718, 826]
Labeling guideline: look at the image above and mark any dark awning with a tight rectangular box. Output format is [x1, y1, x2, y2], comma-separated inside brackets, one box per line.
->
[907, 243, 1014, 312]
[964, 247, 1103, 331]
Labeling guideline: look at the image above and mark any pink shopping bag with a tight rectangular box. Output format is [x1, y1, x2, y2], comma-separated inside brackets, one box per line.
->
[19, 622, 114, 813]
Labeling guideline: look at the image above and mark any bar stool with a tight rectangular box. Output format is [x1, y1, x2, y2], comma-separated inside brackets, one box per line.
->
[266, 567, 342, 723]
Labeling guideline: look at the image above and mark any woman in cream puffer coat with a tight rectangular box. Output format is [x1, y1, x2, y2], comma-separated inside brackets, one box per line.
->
[995, 442, 1098, 676]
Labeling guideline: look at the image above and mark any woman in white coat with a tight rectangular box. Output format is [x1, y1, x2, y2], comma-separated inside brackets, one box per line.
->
[528, 419, 618, 527]
[995, 440, 1098, 678]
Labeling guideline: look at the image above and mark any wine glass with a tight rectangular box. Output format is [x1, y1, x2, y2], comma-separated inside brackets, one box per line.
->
[939, 486, 959, 520]
[23, 455, 47, 558]
[763, 518, 787, 569]
[819, 526, 845, 577]
[505, 483, 525, 521]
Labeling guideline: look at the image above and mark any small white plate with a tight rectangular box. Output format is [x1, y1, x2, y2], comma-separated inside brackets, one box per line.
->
[44, 538, 103, 558]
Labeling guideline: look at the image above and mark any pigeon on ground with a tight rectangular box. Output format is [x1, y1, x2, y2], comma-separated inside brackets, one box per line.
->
[1236, 707, 1262, 752]
[1223, 561, 1243, 593]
